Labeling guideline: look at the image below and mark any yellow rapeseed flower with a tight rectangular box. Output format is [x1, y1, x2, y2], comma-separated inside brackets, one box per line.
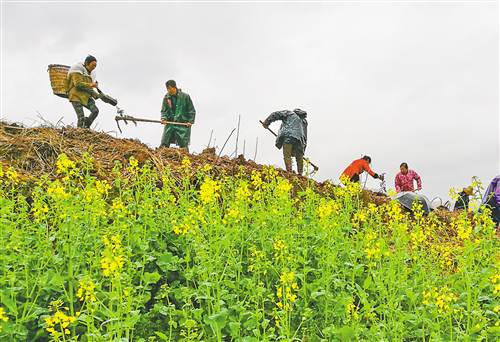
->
[317, 200, 340, 220]
[95, 180, 111, 195]
[181, 157, 191, 169]
[45, 309, 76, 338]
[422, 287, 458, 314]
[273, 239, 287, 259]
[129, 156, 139, 169]
[251, 171, 264, 189]
[101, 234, 125, 277]
[32, 202, 49, 223]
[173, 222, 190, 235]
[55, 153, 76, 175]
[235, 181, 252, 202]
[274, 178, 292, 197]
[0, 307, 8, 322]
[110, 198, 127, 216]
[76, 279, 97, 303]
[47, 181, 69, 200]
[101, 254, 125, 277]
[199, 177, 221, 205]
[276, 270, 299, 311]
[262, 166, 279, 181]
[6, 168, 19, 183]
[224, 207, 242, 222]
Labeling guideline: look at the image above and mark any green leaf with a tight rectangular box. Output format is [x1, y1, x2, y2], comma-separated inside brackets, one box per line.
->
[142, 271, 161, 285]
[155, 331, 169, 341]
[337, 326, 355, 340]
[229, 322, 240, 338]
[0, 292, 17, 316]
[363, 275, 372, 289]
[205, 309, 228, 332]
[156, 252, 179, 272]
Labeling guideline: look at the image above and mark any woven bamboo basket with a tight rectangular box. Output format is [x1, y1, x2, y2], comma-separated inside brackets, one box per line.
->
[47, 64, 70, 98]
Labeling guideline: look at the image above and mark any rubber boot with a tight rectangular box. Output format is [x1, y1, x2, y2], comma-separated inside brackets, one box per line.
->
[297, 156, 304, 176]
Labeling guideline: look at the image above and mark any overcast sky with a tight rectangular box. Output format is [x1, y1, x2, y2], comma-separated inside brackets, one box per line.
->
[1, 0, 498, 202]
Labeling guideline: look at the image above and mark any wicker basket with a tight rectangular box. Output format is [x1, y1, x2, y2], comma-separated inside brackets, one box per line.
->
[47, 64, 70, 98]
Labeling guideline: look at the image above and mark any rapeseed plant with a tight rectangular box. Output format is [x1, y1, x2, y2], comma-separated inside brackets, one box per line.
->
[44, 303, 77, 340]
[199, 177, 221, 205]
[76, 278, 97, 303]
[101, 234, 125, 277]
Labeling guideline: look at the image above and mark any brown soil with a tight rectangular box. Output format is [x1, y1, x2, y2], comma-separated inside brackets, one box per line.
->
[0, 121, 455, 222]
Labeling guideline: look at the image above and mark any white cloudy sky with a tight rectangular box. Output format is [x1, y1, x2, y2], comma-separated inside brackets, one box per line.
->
[1, 0, 498, 202]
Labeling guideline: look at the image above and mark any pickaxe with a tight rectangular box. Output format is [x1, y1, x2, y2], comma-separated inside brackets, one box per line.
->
[115, 108, 191, 133]
[259, 120, 319, 172]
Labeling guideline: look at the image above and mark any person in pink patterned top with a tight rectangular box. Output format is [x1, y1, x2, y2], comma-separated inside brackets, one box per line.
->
[395, 162, 422, 193]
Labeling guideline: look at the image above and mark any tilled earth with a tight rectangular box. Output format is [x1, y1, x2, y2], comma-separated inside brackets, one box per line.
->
[1, 121, 462, 222]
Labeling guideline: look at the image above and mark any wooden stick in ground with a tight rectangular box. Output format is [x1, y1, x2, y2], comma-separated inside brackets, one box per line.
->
[254, 137, 258, 161]
[207, 129, 213, 148]
[218, 128, 236, 158]
[235, 114, 241, 156]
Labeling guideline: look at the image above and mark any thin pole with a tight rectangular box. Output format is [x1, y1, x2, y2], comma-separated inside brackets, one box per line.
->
[235, 115, 241, 157]
[218, 128, 236, 158]
[207, 129, 213, 148]
[242, 139, 246, 157]
[254, 137, 258, 161]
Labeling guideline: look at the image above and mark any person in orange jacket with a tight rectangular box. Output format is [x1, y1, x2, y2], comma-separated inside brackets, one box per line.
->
[341, 155, 384, 183]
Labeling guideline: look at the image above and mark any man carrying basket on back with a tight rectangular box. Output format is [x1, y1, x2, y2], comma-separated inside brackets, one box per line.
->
[66, 55, 101, 128]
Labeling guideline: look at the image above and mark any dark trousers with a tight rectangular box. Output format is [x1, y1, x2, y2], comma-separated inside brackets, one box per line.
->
[282, 143, 304, 175]
[350, 174, 360, 183]
[71, 98, 99, 128]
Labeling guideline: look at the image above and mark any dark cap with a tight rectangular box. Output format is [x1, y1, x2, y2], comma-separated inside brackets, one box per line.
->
[84, 55, 97, 65]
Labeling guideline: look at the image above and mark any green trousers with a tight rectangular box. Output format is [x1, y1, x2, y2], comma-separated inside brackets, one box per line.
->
[282, 143, 304, 175]
[160, 125, 191, 151]
[71, 98, 99, 128]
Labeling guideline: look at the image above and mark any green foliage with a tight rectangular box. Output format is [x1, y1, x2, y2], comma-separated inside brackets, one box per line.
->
[0, 157, 499, 341]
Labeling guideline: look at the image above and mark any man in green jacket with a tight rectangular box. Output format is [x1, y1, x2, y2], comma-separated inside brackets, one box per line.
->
[160, 80, 196, 151]
[66, 55, 101, 128]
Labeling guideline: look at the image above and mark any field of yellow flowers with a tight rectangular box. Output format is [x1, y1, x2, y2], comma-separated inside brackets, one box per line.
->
[0, 153, 499, 341]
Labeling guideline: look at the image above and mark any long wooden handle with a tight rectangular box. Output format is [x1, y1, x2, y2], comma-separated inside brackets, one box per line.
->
[115, 116, 192, 126]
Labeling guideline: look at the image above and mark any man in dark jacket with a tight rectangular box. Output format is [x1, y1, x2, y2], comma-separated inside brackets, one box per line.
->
[453, 186, 473, 211]
[262, 108, 307, 175]
[160, 80, 196, 151]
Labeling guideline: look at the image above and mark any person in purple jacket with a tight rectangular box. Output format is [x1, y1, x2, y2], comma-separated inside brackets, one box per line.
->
[481, 175, 500, 226]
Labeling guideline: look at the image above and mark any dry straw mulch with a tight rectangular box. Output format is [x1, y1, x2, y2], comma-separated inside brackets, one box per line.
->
[2, 121, 461, 223]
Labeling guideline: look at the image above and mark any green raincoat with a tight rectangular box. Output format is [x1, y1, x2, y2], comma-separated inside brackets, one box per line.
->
[160, 90, 196, 148]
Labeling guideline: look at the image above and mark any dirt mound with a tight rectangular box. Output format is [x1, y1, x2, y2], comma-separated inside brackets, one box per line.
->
[0, 121, 317, 186]
[2, 121, 455, 219]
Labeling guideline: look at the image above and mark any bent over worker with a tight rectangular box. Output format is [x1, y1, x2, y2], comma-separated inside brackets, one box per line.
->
[341, 155, 384, 183]
[262, 108, 308, 175]
[454, 186, 473, 211]
[160, 80, 196, 151]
